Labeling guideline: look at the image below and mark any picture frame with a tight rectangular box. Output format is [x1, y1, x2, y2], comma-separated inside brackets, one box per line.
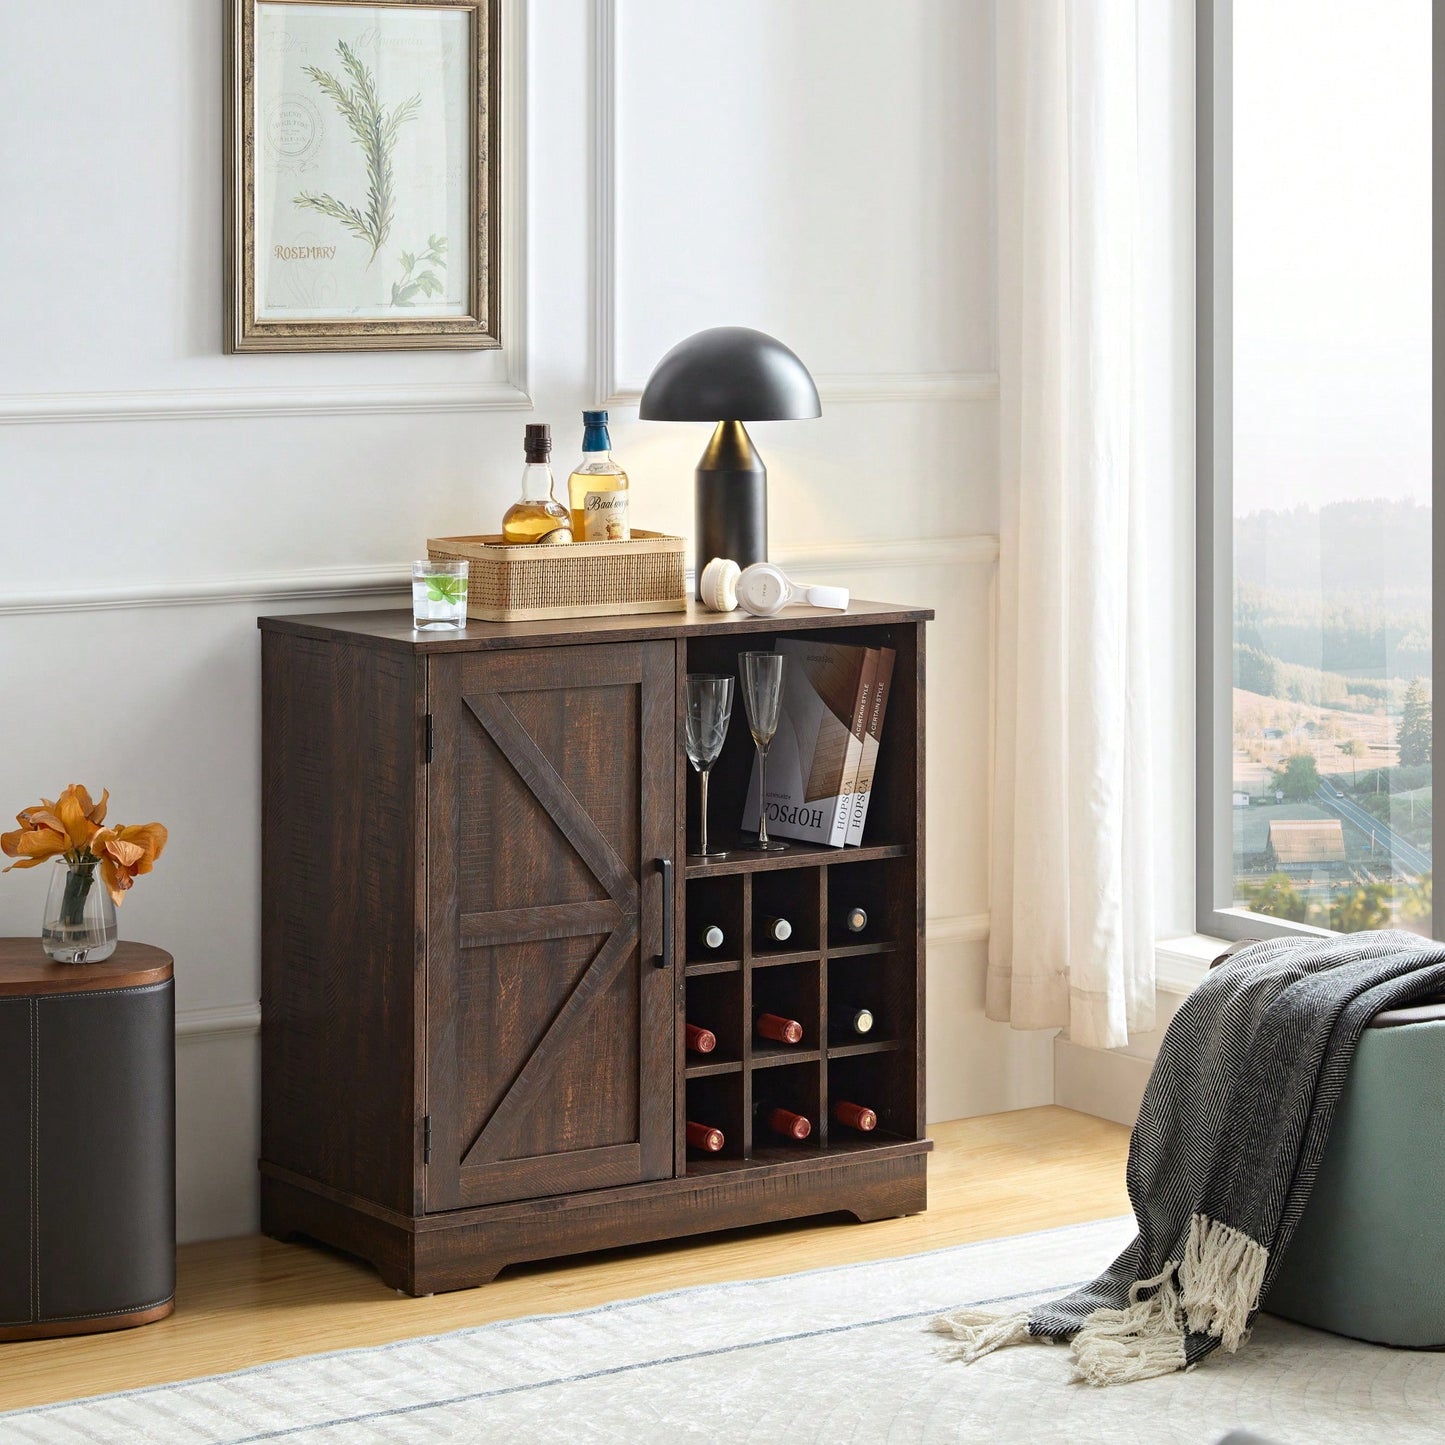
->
[227, 0, 500, 352]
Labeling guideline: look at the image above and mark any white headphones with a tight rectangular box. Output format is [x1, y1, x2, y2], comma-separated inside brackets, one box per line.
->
[699, 557, 850, 617]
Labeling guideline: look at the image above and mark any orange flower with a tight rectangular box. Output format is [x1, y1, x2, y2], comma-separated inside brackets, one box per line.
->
[1, 784, 109, 871]
[94, 823, 168, 905]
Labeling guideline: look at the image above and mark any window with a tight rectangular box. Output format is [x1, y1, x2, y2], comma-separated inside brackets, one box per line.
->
[1198, 0, 1435, 939]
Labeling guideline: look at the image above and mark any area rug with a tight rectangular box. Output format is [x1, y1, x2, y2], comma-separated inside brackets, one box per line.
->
[5, 1217, 1443, 1443]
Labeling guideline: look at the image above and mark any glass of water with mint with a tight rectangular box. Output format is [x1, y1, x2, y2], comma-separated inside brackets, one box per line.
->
[412, 559, 469, 630]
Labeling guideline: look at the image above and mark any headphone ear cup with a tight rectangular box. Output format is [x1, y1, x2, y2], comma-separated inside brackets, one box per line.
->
[699, 557, 741, 612]
[736, 562, 791, 616]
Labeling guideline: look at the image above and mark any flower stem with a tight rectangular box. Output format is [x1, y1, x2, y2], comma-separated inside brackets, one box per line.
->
[59, 863, 96, 929]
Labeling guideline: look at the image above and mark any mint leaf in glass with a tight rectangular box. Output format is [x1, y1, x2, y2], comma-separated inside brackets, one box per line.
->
[424, 575, 467, 605]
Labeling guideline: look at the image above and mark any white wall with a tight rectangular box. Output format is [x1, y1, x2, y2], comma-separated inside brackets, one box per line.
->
[0, 0, 1049, 1243]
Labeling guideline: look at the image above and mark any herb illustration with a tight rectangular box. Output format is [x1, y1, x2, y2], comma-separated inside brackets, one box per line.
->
[293, 40, 420, 265]
[392, 234, 447, 306]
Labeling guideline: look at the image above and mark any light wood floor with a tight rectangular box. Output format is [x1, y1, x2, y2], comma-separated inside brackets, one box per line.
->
[0, 1106, 1130, 1412]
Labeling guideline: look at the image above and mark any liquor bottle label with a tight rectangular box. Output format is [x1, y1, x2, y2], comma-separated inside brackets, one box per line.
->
[582, 490, 630, 541]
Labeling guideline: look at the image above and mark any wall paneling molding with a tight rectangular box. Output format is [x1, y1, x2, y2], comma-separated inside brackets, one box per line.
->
[0, 535, 999, 617]
[590, 0, 999, 410]
[0, 0, 530, 427]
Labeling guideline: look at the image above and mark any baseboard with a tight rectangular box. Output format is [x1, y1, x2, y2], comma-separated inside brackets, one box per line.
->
[1052, 1035, 1151, 1127]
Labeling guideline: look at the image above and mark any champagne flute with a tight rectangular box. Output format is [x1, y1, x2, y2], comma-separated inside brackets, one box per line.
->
[685, 674, 734, 858]
[739, 650, 789, 852]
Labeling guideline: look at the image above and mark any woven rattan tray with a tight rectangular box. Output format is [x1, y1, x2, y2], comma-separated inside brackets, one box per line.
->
[427, 531, 687, 622]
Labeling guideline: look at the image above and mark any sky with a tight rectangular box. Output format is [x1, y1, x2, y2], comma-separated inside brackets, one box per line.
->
[1232, 0, 1432, 517]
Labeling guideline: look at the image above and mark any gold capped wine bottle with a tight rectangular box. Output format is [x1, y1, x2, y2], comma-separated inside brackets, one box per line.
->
[837, 905, 868, 934]
[684, 1022, 717, 1054]
[568, 410, 630, 541]
[686, 1120, 725, 1152]
[502, 424, 573, 544]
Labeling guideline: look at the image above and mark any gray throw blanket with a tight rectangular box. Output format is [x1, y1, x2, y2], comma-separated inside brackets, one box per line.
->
[934, 930, 1445, 1385]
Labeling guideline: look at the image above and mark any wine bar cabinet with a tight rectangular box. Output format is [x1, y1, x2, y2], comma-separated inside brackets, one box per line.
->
[258, 600, 931, 1294]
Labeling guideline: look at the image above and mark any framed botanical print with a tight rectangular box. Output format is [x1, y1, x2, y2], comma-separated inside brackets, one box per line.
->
[227, 0, 499, 351]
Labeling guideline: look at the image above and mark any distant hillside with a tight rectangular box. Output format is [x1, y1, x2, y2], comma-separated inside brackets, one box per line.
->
[1235, 498, 1430, 595]
[1234, 499, 1431, 683]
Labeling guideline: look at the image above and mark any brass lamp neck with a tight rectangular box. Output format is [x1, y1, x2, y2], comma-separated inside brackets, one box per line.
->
[699, 421, 762, 474]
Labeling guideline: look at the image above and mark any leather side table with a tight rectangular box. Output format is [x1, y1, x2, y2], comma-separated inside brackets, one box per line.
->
[0, 940, 175, 1340]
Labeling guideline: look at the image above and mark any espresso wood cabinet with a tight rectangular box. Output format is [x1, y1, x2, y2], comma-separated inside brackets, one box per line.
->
[259, 601, 931, 1294]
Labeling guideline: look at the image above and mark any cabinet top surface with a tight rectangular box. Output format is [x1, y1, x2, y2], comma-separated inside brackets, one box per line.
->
[258, 599, 932, 652]
[0, 939, 173, 996]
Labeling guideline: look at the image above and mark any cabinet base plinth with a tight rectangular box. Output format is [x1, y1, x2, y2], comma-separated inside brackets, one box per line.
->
[260, 1142, 930, 1296]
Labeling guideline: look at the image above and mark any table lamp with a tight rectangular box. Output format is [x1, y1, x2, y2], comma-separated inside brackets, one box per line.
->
[638, 326, 821, 597]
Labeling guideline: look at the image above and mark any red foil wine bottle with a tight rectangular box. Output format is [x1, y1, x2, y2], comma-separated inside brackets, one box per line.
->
[685, 1022, 717, 1054]
[833, 1100, 877, 1132]
[765, 1106, 812, 1140]
[686, 1121, 725, 1152]
[756, 1013, 804, 1045]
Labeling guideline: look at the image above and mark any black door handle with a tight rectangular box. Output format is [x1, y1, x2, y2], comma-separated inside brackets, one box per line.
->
[656, 857, 673, 968]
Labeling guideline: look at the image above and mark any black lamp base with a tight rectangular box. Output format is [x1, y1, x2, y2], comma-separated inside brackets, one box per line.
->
[695, 421, 767, 599]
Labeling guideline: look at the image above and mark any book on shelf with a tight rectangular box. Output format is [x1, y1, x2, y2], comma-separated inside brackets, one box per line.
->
[844, 645, 896, 846]
[741, 640, 877, 847]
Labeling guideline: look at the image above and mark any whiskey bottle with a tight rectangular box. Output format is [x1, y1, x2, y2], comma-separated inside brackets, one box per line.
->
[686, 1120, 725, 1152]
[568, 409, 630, 541]
[758, 915, 793, 945]
[829, 1005, 874, 1036]
[755, 1013, 804, 1045]
[832, 1100, 878, 1132]
[761, 1105, 812, 1141]
[685, 1022, 717, 1054]
[502, 424, 573, 544]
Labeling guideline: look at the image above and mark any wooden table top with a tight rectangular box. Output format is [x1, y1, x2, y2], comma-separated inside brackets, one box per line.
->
[257, 599, 934, 654]
[0, 939, 173, 996]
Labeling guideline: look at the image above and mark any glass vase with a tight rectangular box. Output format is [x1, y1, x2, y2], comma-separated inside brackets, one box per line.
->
[41, 858, 117, 963]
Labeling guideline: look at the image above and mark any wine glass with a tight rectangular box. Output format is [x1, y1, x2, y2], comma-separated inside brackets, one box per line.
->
[739, 650, 789, 852]
[685, 674, 734, 858]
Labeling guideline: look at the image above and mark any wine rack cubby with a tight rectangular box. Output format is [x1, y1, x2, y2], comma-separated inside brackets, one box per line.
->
[677, 851, 921, 1172]
[684, 875, 745, 970]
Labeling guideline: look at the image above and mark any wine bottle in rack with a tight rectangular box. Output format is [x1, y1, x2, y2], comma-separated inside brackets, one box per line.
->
[836, 905, 869, 935]
[760, 1105, 812, 1141]
[832, 1100, 878, 1132]
[685, 1022, 717, 1054]
[758, 915, 793, 945]
[829, 1004, 874, 1036]
[686, 1121, 725, 1152]
[696, 924, 726, 952]
[755, 1012, 804, 1045]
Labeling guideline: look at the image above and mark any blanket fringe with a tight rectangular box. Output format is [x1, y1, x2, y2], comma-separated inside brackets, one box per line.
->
[1178, 1212, 1268, 1352]
[929, 1307, 1036, 1363]
[1068, 1266, 1188, 1386]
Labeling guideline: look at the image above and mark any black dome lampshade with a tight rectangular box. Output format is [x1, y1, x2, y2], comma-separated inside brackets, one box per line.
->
[639, 327, 821, 597]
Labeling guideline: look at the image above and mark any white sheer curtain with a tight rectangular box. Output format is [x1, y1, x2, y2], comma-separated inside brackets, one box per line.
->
[987, 0, 1156, 1050]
